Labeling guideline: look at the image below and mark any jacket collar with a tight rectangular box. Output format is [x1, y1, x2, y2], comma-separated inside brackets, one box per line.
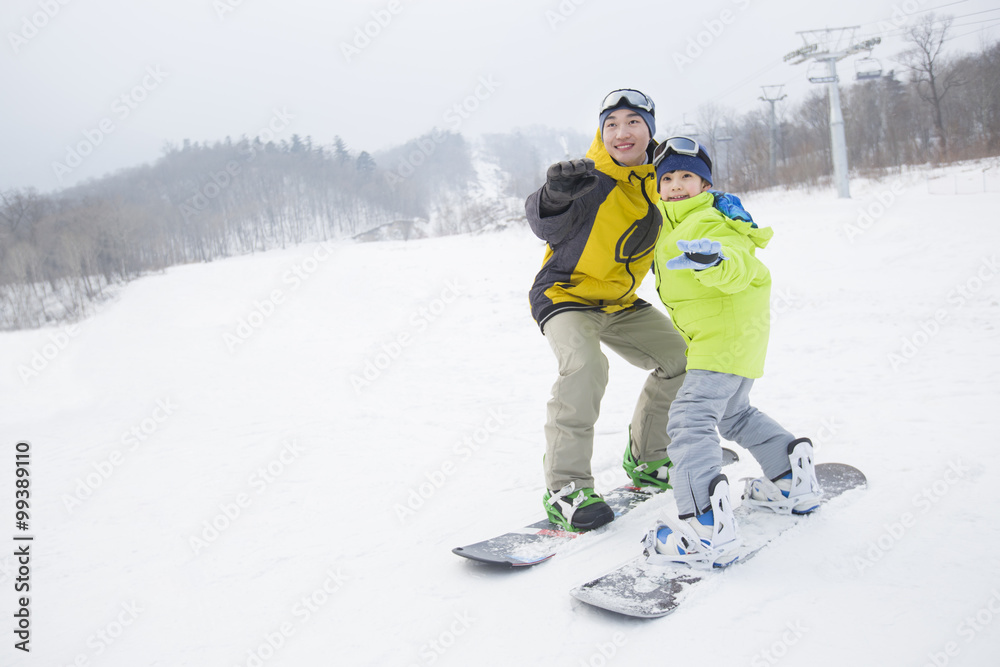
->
[659, 191, 714, 222]
[661, 191, 775, 249]
[585, 130, 657, 188]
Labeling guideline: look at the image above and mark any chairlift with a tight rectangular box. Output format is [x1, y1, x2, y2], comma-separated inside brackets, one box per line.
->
[808, 61, 837, 84]
[679, 116, 700, 139]
[855, 56, 882, 80]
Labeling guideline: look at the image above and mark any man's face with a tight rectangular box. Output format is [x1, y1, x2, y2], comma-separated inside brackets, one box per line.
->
[601, 108, 651, 167]
[658, 170, 711, 201]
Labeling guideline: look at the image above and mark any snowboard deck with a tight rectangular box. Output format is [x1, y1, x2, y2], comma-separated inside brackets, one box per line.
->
[569, 462, 866, 618]
[452, 448, 740, 567]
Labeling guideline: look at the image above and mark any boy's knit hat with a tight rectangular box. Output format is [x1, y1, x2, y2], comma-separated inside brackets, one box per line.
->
[654, 144, 713, 186]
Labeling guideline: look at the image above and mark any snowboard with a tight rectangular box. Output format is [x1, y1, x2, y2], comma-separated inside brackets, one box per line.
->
[569, 462, 866, 618]
[452, 448, 740, 567]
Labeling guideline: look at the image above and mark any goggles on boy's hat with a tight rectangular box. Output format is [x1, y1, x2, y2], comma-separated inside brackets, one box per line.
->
[652, 136, 713, 172]
[653, 136, 714, 186]
[599, 89, 655, 115]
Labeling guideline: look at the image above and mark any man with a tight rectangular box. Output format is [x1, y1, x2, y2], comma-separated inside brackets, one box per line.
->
[526, 89, 686, 531]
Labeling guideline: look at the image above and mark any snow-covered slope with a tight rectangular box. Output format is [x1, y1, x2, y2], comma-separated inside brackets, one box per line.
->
[2, 163, 999, 666]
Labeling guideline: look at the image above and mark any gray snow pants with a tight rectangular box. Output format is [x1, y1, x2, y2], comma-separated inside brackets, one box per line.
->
[542, 307, 687, 491]
[668, 369, 795, 517]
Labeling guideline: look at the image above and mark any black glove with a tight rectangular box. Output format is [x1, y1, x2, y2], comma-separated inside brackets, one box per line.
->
[539, 159, 599, 215]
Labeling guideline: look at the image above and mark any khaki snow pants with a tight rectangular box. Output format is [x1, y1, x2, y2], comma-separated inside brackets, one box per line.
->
[542, 306, 687, 491]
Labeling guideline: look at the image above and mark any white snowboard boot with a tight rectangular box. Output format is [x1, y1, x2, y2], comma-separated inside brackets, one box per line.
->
[644, 474, 740, 568]
[743, 437, 822, 515]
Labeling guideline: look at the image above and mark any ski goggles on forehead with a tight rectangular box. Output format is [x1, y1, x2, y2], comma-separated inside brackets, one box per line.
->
[599, 89, 655, 115]
[652, 136, 713, 171]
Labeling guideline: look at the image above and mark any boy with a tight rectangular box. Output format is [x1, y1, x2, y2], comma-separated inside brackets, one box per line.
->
[646, 137, 821, 567]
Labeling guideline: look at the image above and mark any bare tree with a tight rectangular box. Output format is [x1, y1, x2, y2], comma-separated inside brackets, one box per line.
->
[899, 14, 962, 162]
[0, 188, 43, 240]
[694, 102, 728, 157]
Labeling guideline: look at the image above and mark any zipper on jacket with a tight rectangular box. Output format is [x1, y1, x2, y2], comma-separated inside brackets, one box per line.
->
[618, 170, 658, 302]
[664, 302, 688, 338]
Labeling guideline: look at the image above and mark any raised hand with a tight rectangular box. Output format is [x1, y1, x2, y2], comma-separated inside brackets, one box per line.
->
[665, 238, 725, 271]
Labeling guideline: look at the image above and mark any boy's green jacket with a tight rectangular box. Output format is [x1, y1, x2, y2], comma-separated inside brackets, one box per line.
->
[654, 191, 774, 379]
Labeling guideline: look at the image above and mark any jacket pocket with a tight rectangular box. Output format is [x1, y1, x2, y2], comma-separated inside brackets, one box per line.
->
[670, 298, 724, 342]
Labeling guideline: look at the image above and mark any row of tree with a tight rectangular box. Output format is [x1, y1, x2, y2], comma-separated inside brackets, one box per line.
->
[1, 19, 996, 330]
[0, 128, 543, 329]
[689, 16, 1000, 192]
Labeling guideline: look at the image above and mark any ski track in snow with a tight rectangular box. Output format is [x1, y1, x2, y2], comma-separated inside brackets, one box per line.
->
[2, 164, 1000, 666]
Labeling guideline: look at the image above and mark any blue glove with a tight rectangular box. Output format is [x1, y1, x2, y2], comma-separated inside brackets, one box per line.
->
[666, 239, 726, 271]
[710, 191, 755, 226]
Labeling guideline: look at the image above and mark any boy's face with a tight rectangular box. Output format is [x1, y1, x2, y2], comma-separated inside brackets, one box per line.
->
[658, 170, 711, 202]
[602, 109, 651, 167]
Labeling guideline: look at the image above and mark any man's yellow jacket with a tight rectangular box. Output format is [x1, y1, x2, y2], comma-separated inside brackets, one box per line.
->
[526, 131, 661, 332]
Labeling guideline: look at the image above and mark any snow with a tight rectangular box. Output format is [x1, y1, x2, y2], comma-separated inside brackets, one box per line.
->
[3, 162, 1000, 666]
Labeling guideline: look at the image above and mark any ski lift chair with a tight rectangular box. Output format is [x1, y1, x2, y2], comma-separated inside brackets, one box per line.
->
[807, 61, 837, 84]
[855, 57, 882, 80]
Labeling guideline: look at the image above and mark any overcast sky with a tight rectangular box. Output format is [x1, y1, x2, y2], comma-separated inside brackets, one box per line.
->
[2, 0, 998, 192]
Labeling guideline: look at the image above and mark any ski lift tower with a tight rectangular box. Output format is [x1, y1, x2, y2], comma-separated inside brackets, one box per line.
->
[716, 125, 733, 186]
[784, 28, 881, 198]
[759, 85, 787, 181]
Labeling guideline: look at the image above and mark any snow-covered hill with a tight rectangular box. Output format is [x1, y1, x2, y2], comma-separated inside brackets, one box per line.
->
[2, 162, 999, 666]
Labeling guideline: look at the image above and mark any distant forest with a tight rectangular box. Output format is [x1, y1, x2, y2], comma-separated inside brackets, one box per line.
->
[2, 24, 997, 329]
[696, 25, 1000, 193]
[0, 127, 588, 329]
